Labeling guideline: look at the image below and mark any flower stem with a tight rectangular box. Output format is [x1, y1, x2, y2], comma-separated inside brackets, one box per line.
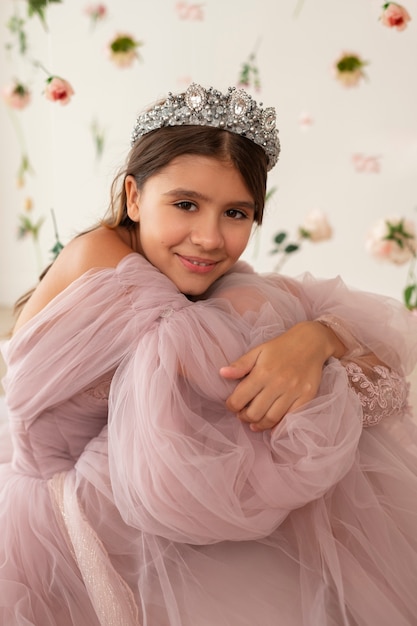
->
[272, 235, 302, 272]
[293, 0, 306, 17]
[7, 108, 34, 183]
[7, 108, 26, 151]
[32, 59, 51, 76]
[33, 235, 43, 274]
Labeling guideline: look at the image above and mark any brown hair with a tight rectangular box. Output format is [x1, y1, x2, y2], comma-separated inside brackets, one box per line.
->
[103, 125, 268, 229]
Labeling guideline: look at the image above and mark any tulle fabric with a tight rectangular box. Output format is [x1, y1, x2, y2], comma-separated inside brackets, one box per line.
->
[1, 253, 417, 625]
[0, 396, 12, 463]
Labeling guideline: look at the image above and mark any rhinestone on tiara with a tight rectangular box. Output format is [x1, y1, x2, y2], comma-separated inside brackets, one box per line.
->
[130, 83, 280, 171]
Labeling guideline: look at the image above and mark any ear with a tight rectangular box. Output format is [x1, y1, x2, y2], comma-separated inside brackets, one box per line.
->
[125, 175, 140, 222]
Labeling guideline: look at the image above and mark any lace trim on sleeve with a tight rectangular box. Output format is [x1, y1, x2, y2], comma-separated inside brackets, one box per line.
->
[345, 361, 410, 427]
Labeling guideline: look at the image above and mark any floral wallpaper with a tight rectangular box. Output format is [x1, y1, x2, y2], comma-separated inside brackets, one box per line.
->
[0, 0, 416, 309]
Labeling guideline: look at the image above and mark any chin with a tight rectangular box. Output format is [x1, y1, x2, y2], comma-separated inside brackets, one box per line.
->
[182, 282, 214, 300]
[175, 274, 223, 299]
[183, 288, 208, 300]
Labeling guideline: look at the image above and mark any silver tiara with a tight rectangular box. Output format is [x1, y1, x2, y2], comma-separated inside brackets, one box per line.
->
[130, 83, 280, 171]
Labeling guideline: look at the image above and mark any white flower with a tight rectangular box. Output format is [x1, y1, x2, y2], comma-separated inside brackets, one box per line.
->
[106, 33, 142, 68]
[299, 210, 333, 242]
[366, 216, 416, 265]
[333, 52, 368, 88]
[2, 81, 31, 110]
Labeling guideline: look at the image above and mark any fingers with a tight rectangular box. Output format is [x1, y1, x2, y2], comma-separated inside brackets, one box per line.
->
[226, 368, 301, 415]
[224, 376, 263, 414]
[219, 347, 260, 381]
[236, 393, 290, 432]
[219, 365, 250, 380]
[220, 325, 327, 432]
[235, 380, 317, 432]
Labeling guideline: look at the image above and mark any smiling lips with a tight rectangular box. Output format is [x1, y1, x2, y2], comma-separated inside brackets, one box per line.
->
[177, 254, 219, 274]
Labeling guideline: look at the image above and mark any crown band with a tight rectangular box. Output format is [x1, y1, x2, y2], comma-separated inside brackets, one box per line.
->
[130, 83, 280, 171]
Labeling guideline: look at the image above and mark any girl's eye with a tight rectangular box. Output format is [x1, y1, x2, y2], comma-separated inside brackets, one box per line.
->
[225, 208, 249, 220]
[175, 201, 197, 211]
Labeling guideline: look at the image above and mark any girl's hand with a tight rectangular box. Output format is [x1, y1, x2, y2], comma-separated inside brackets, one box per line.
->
[219, 321, 346, 432]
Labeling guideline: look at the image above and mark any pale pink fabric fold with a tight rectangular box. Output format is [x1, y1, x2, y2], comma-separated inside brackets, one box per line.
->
[108, 301, 362, 544]
[1, 253, 417, 625]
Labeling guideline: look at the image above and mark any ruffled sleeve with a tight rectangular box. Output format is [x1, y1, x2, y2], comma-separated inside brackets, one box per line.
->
[108, 289, 362, 545]
[281, 272, 417, 375]
[107, 266, 417, 545]
[217, 265, 417, 424]
[277, 273, 417, 423]
[1, 254, 171, 428]
[209, 264, 417, 375]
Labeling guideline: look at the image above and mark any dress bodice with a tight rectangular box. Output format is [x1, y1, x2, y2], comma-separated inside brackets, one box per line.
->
[10, 377, 111, 478]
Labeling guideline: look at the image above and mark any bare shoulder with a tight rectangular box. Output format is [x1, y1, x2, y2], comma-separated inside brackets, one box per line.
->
[13, 227, 134, 333]
[59, 226, 134, 275]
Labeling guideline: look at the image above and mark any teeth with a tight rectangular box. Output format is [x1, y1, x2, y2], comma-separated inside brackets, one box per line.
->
[190, 260, 210, 266]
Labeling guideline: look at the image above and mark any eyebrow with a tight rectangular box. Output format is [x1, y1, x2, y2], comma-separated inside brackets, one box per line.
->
[163, 188, 256, 211]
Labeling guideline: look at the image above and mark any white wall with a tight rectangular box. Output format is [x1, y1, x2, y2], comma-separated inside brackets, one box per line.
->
[1, 0, 416, 306]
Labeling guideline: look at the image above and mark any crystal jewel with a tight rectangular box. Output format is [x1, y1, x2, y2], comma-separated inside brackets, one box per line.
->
[262, 108, 276, 132]
[229, 90, 251, 117]
[131, 83, 280, 171]
[184, 83, 206, 111]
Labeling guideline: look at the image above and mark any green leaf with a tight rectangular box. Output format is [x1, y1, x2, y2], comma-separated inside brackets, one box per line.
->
[265, 186, 277, 204]
[404, 284, 417, 309]
[17, 213, 45, 240]
[7, 16, 28, 55]
[50, 240, 64, 259]
[111, 36, 138, 53]
[337, 55, 364, 73]
[27, 0, 62, 28]
[386, 219, 413, 239]
[273, 231, 287, 245]
[91, 119, 106, 160]
[298, 227, 310, 239]
[284, 243, 300, 254]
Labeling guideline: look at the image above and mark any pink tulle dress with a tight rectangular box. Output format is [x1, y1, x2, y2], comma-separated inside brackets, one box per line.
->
[1, 253, 417, 625]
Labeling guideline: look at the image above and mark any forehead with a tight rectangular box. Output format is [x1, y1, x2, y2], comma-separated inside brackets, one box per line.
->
[151, 154, 250, 190]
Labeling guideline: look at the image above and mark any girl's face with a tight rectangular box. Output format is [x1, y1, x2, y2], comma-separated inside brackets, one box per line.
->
[125, 154, 255, 296]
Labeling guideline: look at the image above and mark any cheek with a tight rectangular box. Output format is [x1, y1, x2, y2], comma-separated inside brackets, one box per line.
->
[139, 218, 185, 248]
[227, 227, 252, 257]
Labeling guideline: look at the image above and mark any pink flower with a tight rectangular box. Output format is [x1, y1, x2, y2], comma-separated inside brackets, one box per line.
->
[106, 33, 143, 68]
[2, 81, 31, 110]
[366, 217, 416, 265]
[333, 52, 368, 87]
[299, 111, 314, 130]
[299, 210, 333, 242]
[367, 216, 417, 310]
[271, 209, 332, 273]
[380, 3, 411, 31]
[84, 3, 107, 20]
[44, 77, 74, 105]
[352, 153, 381, 173]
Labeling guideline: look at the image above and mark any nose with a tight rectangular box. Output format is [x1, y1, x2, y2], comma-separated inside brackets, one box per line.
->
[190, 215, 224, 250]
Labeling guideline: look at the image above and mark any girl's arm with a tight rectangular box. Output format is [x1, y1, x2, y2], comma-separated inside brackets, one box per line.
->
[221, 319, 409, 431]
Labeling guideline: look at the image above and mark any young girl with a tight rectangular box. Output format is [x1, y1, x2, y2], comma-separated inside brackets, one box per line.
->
[1, 83, 417, 626]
